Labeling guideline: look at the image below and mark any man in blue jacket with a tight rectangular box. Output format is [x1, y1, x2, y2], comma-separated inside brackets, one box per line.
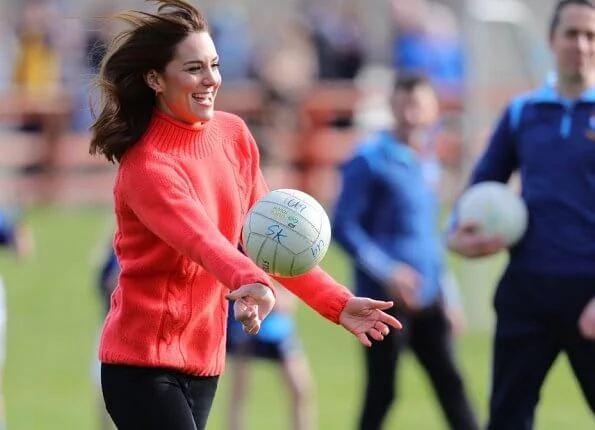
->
[448, 1, 595, 428]
[333, 72, 478, 430]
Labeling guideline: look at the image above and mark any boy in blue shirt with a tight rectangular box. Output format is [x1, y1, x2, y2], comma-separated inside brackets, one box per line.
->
[333, 73, 478, 430]
[448, 1, 595, 428]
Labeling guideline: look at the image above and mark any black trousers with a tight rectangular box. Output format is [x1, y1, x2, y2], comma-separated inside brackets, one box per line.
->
[101, 363, 219, 430]
[358, 304, 479, 430]
[488, 270, 595, 430]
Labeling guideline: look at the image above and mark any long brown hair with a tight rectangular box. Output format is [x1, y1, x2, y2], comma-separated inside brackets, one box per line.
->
[89, 0, 209, 163]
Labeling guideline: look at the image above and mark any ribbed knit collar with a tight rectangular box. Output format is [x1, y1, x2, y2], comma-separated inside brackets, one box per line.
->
[145, 108, 219, 158]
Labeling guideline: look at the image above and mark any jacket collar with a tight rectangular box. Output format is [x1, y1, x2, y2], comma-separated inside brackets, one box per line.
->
[532, 75, 595, 104]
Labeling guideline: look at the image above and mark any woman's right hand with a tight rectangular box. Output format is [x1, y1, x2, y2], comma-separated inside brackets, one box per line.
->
[447, 221, 506, 258]
[226, 283, 276, 335]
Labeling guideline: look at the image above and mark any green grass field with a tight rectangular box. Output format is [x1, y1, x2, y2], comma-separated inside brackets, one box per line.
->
[0, 206, 592, 429]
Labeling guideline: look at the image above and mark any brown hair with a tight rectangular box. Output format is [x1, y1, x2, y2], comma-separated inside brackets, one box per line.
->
[394, 72, 432, 93]
[89, 0, 209, 163]
[550, 0, 594, 36]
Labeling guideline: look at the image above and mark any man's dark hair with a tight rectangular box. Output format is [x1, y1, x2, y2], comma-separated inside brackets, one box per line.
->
[394, 72, 432, 93]
[549, 0, 595, 36]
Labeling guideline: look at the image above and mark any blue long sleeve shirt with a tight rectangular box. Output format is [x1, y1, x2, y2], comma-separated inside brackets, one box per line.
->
[332, 131, 444, 306]
[465, 83, 595, 275]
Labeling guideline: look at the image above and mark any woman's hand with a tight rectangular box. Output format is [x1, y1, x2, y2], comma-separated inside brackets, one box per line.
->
[226, 283, 276, 335]
[339, 297, 403, 347]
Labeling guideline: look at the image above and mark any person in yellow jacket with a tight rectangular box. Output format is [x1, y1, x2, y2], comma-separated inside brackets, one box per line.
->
[12, 0, 61, 97]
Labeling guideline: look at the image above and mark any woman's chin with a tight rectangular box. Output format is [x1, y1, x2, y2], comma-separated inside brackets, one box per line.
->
[193, 107, 215, 122]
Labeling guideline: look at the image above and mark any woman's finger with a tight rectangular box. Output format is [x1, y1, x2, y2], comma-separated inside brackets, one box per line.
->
[356, 332, 372, 348]
[365, 299, 394, 310]
[378, 311, 403, 330]
[242, 318, 260, 335]
[367, 327, 384, 342]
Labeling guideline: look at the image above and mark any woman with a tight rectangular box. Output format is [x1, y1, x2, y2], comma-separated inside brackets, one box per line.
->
[89, 1, 402, 429]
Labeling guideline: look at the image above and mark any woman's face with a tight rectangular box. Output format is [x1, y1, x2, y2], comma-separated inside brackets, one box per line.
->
[149, 31, 221, 125]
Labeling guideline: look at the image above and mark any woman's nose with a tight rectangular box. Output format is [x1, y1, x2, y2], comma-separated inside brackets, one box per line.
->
[202, 68, 220, 86]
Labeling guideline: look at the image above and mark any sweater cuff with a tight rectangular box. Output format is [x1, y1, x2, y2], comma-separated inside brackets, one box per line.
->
[232, 273, 277, 299]
[324, 288, 353, 324]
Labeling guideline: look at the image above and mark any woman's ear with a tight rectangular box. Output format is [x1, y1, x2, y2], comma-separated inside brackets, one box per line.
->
[144, 70, 163, 94]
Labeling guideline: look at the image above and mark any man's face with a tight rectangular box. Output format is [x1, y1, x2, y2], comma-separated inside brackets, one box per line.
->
[550, 4, 595, 84]
[391, 83, 439, 138]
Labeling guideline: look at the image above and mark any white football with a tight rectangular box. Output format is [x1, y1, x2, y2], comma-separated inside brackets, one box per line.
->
[457, 181, 528, 246]
[241, 189, 331, 277]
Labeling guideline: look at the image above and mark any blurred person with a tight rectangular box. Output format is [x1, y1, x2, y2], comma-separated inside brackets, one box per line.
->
[304, 2, 365, 81]
[12, 0, 62, 98]
[391, 0, 465, 102]
[0, 206, 35, 430]
[88, 2, 402, 429]
[71, 4, 117, 132]
[251, 17, 319, 166]
[332, 73, 479, 430]
[447, 1, 595, 428]
[254, 18, 318, 116]
[0, 10, 18, 95]
[226, 285, 316, 430]
[208, 4, 254, 82]
[11, 0, 69, 175]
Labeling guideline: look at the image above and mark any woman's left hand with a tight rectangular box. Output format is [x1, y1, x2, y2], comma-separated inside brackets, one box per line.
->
[339, 297, 403, 347]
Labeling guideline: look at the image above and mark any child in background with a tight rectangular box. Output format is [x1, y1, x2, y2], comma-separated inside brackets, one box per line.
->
[226, 284, 316, 430]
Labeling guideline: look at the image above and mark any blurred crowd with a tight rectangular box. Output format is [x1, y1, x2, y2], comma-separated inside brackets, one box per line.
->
[0, 0, 465, 206]
[3, 1, 595, 430]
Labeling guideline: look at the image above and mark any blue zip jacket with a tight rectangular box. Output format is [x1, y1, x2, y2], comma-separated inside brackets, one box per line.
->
[465, 83, 595, 275]
[332, 131, 444, 307]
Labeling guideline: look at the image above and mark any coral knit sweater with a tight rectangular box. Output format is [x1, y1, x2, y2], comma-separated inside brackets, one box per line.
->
[99, 109, 353, 376]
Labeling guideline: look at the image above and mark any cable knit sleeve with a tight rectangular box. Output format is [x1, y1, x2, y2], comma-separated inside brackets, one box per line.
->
[241, 122, 353, 324]
[120, 154, 274, 292]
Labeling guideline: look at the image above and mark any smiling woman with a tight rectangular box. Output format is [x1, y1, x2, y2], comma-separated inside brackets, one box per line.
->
[87, 1, 403, 430]
[146, 32, 221, 124]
